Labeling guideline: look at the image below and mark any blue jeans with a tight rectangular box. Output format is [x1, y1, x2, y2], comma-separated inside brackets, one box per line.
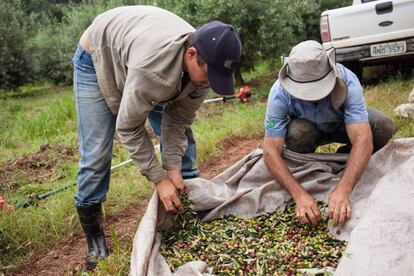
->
[148, 104, 199, 179]
[73, 44, 116, 208]
[285, 108, 395, 153]
[72, 44, 198, 208]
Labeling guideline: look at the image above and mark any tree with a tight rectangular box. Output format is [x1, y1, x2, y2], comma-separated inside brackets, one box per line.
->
[303, 0, 353, 42]
[2, 0, 339, 89]
[153, 0, 318, 84]
[30, 0, 126, 84]
[0, 0, 34, 90]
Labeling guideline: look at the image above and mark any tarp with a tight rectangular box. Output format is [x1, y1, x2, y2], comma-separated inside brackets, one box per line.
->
[130, 138, 414, 276]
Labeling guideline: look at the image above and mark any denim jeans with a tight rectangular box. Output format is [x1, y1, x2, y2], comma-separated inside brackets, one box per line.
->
[73, 44, 199, 207]
[73, 44, 117, 208]
[285, 107, 395, 154]
[148, 104, 199, 179]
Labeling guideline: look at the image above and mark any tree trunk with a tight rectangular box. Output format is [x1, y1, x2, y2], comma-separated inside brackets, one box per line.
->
[234, 66, 245, 86]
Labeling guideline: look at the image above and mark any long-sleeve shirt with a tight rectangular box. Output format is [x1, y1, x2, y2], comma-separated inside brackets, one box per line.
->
[88, 6, 208, 183]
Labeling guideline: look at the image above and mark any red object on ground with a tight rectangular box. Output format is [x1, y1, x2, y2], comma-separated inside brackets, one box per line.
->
[237, 85, 252, 103]
[0, 196, 4, 209]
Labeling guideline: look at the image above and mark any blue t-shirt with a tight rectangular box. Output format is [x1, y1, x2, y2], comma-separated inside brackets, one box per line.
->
[265, 64, 368, 137]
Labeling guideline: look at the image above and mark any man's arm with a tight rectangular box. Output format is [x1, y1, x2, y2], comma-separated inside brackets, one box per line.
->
[328, 122, 373, 225]
[263, 137, 321, 225]
[161, 88, 208, 189]
[117, 70, 185, 213]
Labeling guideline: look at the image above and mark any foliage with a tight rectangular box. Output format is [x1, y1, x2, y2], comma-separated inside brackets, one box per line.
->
[1, 0, 351, 90]
[21, 0, 75, 21]
[154, 0, 319, 77]
[303, 0, 353, 41]
[29, 0, 126, 85]
[0, 0, 35, 90]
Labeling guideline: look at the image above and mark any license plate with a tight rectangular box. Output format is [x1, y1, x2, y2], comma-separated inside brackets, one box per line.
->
[370, 41, 406, 57]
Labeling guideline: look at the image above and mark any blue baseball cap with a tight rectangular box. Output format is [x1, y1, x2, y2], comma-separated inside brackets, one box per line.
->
[192, 21, 242, 96]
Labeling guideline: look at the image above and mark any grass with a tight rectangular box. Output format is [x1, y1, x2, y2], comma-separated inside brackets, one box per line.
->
[93, 229, 133, 276]
[364, 76, 414, 138]
[0, 68, 413, 274]
[0, 85, 77, 160]
[0, 163, 150, 269]
[195, 100, 267, 164]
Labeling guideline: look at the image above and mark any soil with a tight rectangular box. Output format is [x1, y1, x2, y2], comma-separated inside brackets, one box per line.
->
[199, 136, 263, 180]
[6, 136, 263, 276]
[0, 144, 76, 193]
[6, 200, 148, 276]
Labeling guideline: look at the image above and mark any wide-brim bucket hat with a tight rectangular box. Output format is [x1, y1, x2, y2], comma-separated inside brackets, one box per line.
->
[279, 40, 347, 105]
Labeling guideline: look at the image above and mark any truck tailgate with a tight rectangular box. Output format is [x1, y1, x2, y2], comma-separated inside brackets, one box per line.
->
[324, 0, 414, 48]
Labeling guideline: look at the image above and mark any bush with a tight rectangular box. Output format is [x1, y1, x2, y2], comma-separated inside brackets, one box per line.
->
[1, 0, 353, 90]
[30, 0, 127, 85]
[153, 0, 319, 83]
[0, 0, 35, 90]
[303, 0, 352, 41]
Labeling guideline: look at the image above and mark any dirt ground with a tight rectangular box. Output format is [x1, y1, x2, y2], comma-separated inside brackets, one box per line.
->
[6, 136, 263, 276]
[199, 136, 263, 179]
[0, 144, 76, 193]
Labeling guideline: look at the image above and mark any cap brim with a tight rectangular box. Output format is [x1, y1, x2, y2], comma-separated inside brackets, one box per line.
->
[208, 66, 235, 96]
[278, 59, 339, 101]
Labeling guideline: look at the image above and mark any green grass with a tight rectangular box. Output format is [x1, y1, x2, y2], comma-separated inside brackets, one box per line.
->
[93, 229, 133, 276]
[0, 71, 413, 274]
[0, 85, 77, 160]
[0, 163, 150, 270]
[195, 101, 267, 165]
[364, 77, 414, 138]
[242, 60, 277, 82]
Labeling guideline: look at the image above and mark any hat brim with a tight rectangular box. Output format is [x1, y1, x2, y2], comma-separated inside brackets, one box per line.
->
[279, 49, 342, 101]
[208, 66, 234, 96]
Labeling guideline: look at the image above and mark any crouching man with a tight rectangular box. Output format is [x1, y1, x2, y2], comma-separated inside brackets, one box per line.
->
[263, 41, 394, 227]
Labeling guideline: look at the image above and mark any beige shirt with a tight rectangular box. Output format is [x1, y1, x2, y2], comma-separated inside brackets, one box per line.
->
[88, 6, 208, 183]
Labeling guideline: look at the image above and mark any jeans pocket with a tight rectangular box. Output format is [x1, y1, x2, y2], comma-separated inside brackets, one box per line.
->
[75, 58, 95, 74]
[73, 45, 95, 74]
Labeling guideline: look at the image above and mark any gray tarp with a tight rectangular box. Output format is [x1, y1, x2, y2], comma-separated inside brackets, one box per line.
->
[130, 138, 414, 276]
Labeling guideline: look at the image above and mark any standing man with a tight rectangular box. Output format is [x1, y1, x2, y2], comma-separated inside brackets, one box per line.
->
[72, 5, 241, 269]
[263, 41, 394, 228]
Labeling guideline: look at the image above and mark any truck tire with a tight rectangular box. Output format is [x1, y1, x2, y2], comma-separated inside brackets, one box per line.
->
[343, 61, 363, 81]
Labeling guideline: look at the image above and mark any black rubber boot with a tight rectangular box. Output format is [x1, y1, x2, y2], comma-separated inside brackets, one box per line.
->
[76, 204, 109, 270]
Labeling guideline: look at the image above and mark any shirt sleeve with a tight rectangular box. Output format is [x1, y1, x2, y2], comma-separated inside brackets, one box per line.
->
[264, 81, 290, 137]
[116, 69, 167, 184]
[342, 67, 369, 125]
[161, 87, 208, 170]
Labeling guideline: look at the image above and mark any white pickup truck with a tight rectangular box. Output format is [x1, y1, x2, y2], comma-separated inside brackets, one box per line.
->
[320, 0, 414, 80]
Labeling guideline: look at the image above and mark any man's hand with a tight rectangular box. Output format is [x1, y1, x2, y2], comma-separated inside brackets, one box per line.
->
[327, 122, 372, 226]
[167, 169, 188, 194]
[294, 191, 321, 226]
[155, 178, 184, 213]
[328, 188, 352, 226]
[264, 137, 321, 226]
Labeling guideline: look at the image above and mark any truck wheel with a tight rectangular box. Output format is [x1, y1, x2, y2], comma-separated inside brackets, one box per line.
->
[343, 61, 363, 81]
